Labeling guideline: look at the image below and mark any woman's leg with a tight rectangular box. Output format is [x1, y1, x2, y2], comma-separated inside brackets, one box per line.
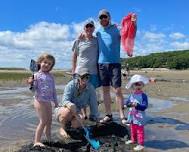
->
[33, 100, 48, 146]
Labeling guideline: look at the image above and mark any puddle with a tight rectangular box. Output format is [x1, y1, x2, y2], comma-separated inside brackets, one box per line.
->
[169, 96, 189, 102]
[123, 94, 174, 112]
[148, 98, 173, 112]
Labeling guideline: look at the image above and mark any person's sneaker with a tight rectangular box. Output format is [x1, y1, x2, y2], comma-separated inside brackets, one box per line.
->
[133, 145, 144, 151]
[99, 114, 113, 123]
[125, 140, 133, 145]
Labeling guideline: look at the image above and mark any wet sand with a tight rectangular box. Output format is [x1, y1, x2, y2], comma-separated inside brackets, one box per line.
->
[0, 69, 189, 151]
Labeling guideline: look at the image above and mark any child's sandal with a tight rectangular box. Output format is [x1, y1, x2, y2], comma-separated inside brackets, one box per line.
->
[99, 114, 113, 123]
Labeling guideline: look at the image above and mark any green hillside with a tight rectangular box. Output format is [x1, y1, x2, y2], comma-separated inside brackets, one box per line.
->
[121, 50, 189, 70]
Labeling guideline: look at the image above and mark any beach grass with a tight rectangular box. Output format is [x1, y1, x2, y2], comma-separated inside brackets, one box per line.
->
[0, 72, 30, 81]
[0, 69, 71, 87]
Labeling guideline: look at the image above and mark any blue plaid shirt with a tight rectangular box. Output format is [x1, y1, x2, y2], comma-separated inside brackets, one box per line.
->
[59, 79, 99, 119]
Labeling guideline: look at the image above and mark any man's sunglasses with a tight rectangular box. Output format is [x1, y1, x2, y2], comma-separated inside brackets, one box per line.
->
[99, 15, 108, 20]
[85, 24, 94, 28]
[80, 75, 90, 80]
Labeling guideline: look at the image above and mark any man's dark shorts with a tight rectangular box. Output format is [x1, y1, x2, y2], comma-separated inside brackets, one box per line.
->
[98, 63, 122, 88]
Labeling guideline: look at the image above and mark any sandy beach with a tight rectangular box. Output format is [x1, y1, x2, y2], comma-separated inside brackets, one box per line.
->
[0, 69, 189, 151]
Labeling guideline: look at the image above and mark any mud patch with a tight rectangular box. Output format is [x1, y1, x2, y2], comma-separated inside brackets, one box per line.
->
[17, 122, 131, 152]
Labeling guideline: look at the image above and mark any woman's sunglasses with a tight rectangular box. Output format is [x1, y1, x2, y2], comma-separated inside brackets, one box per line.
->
[85, 24, 94, 28]
[99, 15, 108, 20]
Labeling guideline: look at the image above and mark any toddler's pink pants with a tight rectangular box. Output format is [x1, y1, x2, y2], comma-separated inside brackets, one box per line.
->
[131, 124, 144, 145]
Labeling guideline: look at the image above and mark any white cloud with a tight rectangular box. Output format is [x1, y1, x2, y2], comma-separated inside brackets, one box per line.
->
[170, 41, 189, 50]
[169, 32, 185, 40]
[126, 30, 188, 57]
[0, 21, 84, 69]
[143, 32, 166, 42]
[0, 21, 189, 69]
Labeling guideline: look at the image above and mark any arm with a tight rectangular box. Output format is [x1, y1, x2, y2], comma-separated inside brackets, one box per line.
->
[60, 81, 74, 107]
[135, 93, 148, 111]
[71, 40, 79, 74]
[125, 95, 133, 107]
[72, 51, 77, 74]
[32, 73, 38, 91]
[52, 76, 58, 107]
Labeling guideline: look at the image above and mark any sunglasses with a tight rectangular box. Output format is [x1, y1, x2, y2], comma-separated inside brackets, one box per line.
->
[85, 24, 94, 28]
[134, 82, 143, 86]
[99, 15, 108, 20]
[80, 75, 90, 80]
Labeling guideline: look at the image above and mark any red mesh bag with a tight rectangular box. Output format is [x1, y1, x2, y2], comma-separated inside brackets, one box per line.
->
[121, 13, 137, 57]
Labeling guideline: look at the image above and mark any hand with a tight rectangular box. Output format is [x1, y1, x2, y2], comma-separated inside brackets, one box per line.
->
[54, 102, 59, 108]
[77, 32, 85, 40]
[127, 102, 133, 107]
[27, 77, 34, 84]
[131, 14, 137, 22]
[65, 102, 77, 115]
[132, 102, 137, 107]
[127, 52, 133, 57]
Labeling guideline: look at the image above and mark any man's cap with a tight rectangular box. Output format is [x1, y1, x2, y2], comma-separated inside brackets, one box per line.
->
[84, 20, 95, 27]
[126, 74, 149, 89]
[98, 9, 111, 18]
[76, 68, 90, 76]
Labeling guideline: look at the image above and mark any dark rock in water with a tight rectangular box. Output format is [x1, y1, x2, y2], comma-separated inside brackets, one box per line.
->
[17, 122, 131, 152]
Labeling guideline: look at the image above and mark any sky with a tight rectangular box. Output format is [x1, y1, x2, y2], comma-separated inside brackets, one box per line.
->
[0, 0, 189, 69]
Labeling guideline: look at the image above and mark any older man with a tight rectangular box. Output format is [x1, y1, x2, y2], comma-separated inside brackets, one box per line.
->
[54, 68, 99, 139]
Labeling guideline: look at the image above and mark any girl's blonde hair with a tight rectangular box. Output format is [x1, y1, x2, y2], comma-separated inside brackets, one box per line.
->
[37, 53, 55, 71]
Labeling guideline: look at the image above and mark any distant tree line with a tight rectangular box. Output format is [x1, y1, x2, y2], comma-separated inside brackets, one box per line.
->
[121, 50, 189, 70]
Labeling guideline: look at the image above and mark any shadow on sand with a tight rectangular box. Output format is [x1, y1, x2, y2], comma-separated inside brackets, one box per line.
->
[146, 140, 189, 150]
[148, 116, 186, 125]
[148, 116, 189, 131]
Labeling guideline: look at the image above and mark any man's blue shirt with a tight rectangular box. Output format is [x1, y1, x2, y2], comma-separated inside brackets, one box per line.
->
[59, 79, 99, 118]
[96, 24, 120, 63]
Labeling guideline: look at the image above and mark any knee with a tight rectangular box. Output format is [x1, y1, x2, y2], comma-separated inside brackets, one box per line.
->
[39, 120, 48, 127]
[57, 107, 72, 123]
[114, 88, 122, 96]
[58, 114, 66, 123]
[103, 87, 110, 94]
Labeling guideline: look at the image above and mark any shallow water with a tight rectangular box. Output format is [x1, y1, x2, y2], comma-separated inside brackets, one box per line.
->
[0, 86, 188, 151]
[0, 86, 63, 150]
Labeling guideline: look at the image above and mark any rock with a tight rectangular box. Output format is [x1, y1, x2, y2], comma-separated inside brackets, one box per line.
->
[17, 122, 131, 152]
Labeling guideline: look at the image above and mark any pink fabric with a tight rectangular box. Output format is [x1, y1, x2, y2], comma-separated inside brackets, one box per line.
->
[121, 13, 137, 57]
[131, 124, 144, 145]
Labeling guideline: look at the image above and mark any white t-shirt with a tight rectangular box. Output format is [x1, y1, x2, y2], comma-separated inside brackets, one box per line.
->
[72, 37, 98, 74]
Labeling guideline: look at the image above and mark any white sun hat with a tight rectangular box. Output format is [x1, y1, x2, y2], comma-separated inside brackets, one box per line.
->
[126, 74, 149, 89]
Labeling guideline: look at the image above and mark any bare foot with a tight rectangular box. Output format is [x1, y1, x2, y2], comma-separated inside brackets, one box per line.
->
[33, 142, 45, 147]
